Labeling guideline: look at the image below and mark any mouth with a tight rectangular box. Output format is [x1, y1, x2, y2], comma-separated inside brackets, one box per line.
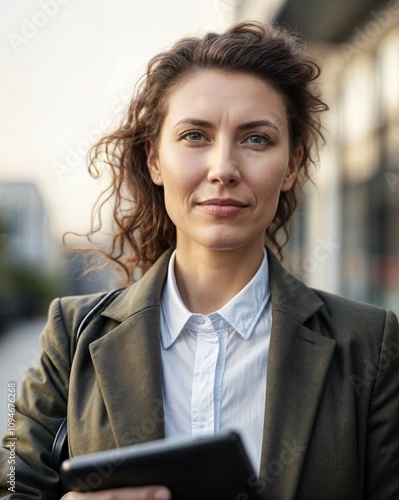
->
[198, 198, 247, 207]
[197, 198, 249, 216]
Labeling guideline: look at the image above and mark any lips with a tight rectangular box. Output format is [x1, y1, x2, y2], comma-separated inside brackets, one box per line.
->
[197, 198, 248, 216]
[198, 198, 247, 207]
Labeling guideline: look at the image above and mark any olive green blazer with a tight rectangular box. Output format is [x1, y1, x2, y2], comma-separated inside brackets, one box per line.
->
[1, 249, 398, 499]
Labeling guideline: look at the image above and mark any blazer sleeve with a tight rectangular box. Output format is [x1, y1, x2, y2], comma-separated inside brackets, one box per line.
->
[364, 309, 399, 499]
[0, 298, 72, 500]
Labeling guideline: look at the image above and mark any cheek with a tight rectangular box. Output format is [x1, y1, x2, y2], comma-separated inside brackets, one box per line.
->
[161, 168, 196, 221]
[252, 161, 290, 197]
[162, 172, 195, 199]
[161, 152, 203, 195]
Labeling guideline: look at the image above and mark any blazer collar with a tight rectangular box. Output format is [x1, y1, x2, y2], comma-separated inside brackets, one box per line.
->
[267, 248, 325, 322]
[102, 247, 325, 324]
[101, 248, 172, 323]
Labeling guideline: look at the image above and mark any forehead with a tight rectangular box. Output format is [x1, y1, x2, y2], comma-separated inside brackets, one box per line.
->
[163, 70, 288, 129]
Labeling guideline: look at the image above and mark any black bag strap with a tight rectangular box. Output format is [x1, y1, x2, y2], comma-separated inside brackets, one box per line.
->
[50, 288, 124, 472]
[50, 417, 68, 472]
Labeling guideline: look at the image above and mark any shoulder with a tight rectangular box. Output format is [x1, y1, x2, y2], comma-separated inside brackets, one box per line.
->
[52, 291, 115, 331]
[268, 249, 397, 336]
[40, 290, 122, 349]
[47, 249, 172, 328]
[309, 288, 398, 354]
[311, 288, 389, 325]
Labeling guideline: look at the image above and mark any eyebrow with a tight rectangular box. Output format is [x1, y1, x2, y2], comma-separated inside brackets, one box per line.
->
[237, 119, 280, 133]
[174, 118, 280, 133]
[174, 118, 213, 129]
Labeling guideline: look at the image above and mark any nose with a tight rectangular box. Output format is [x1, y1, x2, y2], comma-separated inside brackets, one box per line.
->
[207, 140, 241, 186]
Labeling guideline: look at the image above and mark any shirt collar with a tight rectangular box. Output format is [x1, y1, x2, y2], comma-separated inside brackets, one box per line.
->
[160, 249, 270, 348]
[160, 252, 193, 349]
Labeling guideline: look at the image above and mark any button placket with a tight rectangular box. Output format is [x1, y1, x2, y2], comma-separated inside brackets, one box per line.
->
[191, 321, 219, 436]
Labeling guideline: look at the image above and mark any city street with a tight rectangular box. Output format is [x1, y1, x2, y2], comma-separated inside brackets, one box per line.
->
[0, 317, 45, 435]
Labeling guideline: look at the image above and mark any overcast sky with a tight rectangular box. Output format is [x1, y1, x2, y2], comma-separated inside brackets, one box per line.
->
[0, 0, 234, 244]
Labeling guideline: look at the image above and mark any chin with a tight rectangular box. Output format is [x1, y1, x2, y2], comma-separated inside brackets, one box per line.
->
[179, 227, 266, 253]
[201, 236, 256, 252]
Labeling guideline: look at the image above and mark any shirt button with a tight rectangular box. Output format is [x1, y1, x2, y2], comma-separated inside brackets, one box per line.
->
[193, 316, 205, 325]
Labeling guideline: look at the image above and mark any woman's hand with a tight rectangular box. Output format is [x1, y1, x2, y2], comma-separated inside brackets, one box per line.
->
[61, 486, 171, 500]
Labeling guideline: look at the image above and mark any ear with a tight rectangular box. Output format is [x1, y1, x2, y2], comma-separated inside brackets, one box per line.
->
[146, 140, 163, 186]
[281, 146, 303, 192]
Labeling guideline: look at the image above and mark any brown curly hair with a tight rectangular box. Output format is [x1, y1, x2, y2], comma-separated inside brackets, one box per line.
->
[80, 21, 328, 283]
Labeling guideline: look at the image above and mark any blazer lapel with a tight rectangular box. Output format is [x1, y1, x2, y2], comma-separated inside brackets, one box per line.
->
[260, 251, 336, 499]
[88, 250, 172, 448]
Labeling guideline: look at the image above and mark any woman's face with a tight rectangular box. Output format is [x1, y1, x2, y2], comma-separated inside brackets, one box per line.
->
[147, 70, 299, 255]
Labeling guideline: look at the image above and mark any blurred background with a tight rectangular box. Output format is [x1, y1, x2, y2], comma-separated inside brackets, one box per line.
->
[1, 0, 398, 432]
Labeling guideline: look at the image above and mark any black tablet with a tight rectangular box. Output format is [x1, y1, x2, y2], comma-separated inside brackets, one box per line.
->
[61, 431, 266, 500]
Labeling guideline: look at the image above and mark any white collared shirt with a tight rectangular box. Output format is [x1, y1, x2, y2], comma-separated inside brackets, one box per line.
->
[159, 250, 272, 472]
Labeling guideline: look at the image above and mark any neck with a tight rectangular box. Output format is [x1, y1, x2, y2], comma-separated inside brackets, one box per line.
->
[174, 244, 265, 314]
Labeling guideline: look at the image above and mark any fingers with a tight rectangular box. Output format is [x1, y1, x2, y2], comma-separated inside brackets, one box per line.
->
[61, 486, 171, 500]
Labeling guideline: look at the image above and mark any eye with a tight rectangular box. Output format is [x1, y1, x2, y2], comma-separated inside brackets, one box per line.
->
[242, 133, 272, 148]
[180, 130, 208, 143]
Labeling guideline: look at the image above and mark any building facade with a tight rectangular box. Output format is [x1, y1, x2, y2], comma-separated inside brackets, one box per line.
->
[0, 182, 50, 266]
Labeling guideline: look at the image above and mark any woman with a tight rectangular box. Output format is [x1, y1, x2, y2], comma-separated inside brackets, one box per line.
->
[1, 22, 398, 500]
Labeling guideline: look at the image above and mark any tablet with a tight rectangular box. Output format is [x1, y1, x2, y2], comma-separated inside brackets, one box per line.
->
[61, 431, 266, 500]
